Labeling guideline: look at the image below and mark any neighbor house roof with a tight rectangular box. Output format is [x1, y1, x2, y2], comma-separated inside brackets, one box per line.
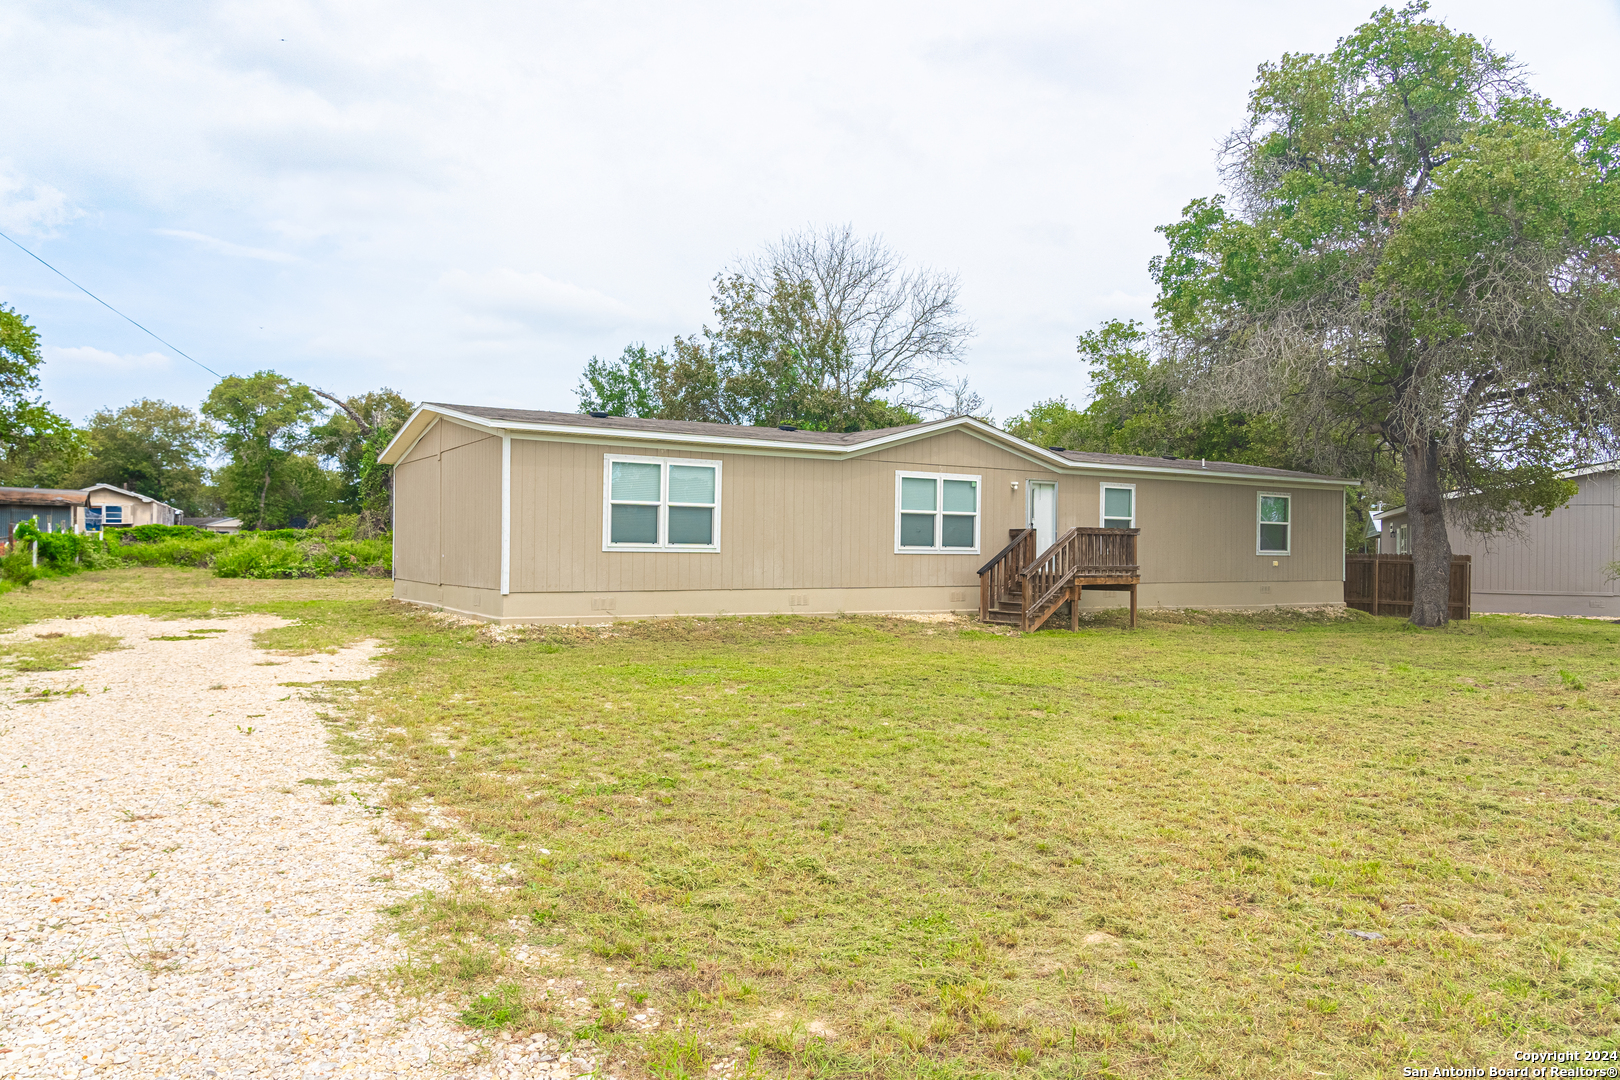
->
[381, 403, 1360, 488]
[0, 487, 89, 508]
[82, 483, 177, 507]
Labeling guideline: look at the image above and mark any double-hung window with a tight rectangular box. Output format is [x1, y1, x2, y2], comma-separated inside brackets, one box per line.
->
[100, 505, 123, 525]
[1100, 483, 1135, 529]
[1257, 492, 1291, 555]
[895, 472, 980, 553]
[603, 455, 721, 551]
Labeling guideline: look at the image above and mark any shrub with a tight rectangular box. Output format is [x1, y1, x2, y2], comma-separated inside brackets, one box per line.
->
[114, 524, 211, 544]
[11, 520, 99, 571]
[0, 547, 43, 587]
[112, 537, 221, 568]
[213, 538, 310, 579]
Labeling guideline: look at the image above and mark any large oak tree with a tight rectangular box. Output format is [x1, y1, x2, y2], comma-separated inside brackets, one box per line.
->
[1152, 3, 1620, 625]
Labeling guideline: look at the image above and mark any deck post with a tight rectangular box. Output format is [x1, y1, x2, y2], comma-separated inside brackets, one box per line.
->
[1021, 575, 1032, 633]
[979, 573, 989, 622]
[1129, 584, 1137, 629]
[1071, 584, 1080, 631]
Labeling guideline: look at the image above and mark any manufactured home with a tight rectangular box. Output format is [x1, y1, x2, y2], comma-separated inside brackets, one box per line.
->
[379, 406, 1357, 625]
[1375, 462, 1620, 617]
[82, 484, 183, 530]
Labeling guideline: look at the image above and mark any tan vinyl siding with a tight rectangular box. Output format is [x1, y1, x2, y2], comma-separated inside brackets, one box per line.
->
[393, 458, 441, 584]
[1381, 471, 1620, 614]
[509, 429, 1062, 595]
[1125, 478, 1344, 583]
[399, 419, 442, 464]
[503, 427, 1347, 601]
[392, 420, 500, 589]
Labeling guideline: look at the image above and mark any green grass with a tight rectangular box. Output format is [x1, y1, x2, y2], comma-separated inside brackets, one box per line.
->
[0, 566, 400, 653]
[5, 569, 1617, 1077]
[0, 631, 128, 671]
[361, 608, 1620, 1078]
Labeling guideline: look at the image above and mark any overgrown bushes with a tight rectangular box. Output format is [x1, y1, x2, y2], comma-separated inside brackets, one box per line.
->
[0, 518, 391, 587]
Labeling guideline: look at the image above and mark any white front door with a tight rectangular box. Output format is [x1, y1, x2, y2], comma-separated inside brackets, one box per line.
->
[1029, 482, 1057, 554]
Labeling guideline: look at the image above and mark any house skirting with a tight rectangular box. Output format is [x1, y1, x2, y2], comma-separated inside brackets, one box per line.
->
[393, 578, 1345, 625]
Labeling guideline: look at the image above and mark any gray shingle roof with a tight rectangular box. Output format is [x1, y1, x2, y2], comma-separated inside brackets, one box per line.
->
[1054, 449, 1354, 482]
[428, 404, 934, 447]
[422, 403, 1355, 483]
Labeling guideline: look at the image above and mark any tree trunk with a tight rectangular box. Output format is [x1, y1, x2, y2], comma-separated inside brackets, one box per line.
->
[1402, 436, 1452, 627]
[257, 465, 273, 531]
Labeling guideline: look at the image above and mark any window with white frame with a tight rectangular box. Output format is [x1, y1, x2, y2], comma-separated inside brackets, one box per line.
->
[602, 455, 721, 550]
[99, 505, 123, 525]
[1100, 483, 1135, 529]
[896, 472, 980, 553]
[1393, 523, 1411, 554]
[1258, 492, 1291, 554]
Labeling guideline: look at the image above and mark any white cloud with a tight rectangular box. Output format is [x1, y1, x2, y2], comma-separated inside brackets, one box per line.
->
[155, 229, 298, 263]
[438, 268, 638, 331]
[0, 165, 76, 237]
[1, 0, 1616, 421]
[45, 345, 171, 371]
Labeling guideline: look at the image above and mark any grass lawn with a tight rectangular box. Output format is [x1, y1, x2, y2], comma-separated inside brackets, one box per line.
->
[5, 570, 1618, 1077]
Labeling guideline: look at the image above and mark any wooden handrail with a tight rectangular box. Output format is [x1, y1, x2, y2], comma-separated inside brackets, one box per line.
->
[1018, 527, 1140, 631]
[978, 528, 1036, 622]
[978, 527, 1035, 577]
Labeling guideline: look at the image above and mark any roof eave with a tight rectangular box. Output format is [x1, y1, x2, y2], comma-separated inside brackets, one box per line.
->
[382, 405, 1359, 485]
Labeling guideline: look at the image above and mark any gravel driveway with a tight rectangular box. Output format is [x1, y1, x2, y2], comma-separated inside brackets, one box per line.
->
[0, 616, 600, 1080]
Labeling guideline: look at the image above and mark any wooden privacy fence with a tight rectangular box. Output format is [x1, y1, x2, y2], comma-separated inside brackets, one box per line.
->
[1344, 554, 1471, 620]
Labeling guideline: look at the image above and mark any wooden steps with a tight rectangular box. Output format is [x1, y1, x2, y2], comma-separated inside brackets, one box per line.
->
[977, 527, 1141, 631]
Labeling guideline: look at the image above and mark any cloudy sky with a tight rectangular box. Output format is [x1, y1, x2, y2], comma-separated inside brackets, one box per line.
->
[2, 0, 1617, 427]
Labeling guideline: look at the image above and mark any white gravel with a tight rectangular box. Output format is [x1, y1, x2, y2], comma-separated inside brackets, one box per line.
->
[0, 616, 611, 1080]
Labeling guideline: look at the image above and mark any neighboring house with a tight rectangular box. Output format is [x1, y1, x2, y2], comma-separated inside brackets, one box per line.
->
[0, 487, 89, 537]
[181, 516, 243, 534]
[1375, 462, 1620, 617]
[378, 404, 1359, 625]
[82, 484, 183, 530]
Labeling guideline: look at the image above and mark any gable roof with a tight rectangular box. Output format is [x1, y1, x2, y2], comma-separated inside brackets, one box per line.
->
[381, 403, 1359, 487]
[82, 483, 177, 507]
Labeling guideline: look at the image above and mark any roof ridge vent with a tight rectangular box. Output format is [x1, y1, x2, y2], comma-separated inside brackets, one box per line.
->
[587, 411, 610, 418]
[1048, 446, 1066, 452]
[779, 424, 799, 431]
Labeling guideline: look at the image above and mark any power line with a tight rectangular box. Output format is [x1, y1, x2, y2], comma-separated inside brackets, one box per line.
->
[0, 227, 223, 379]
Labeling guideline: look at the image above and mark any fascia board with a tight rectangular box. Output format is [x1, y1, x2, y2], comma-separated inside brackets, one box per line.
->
[396, 406, 1358, 487]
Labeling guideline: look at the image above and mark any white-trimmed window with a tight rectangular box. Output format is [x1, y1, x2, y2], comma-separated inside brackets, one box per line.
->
[1100, 483, 1135, 529]
[602, 455, 721, 551]
[1392, 523, 1411, 555]
[100, 505, 123, 525]
[1258, 492, 1291, 554]
[895, 472, 980, 553]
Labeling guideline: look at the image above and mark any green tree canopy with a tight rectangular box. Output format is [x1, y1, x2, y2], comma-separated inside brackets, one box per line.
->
[310, 387, 414, 536]
[576, 226, 969, 431]
[202, 371, 330, 529]
[0, 304, 86, 487]
[72, 399, 217, 514]
[1150, 2, 1620, 624]
[1007, 319, 1297, 466]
